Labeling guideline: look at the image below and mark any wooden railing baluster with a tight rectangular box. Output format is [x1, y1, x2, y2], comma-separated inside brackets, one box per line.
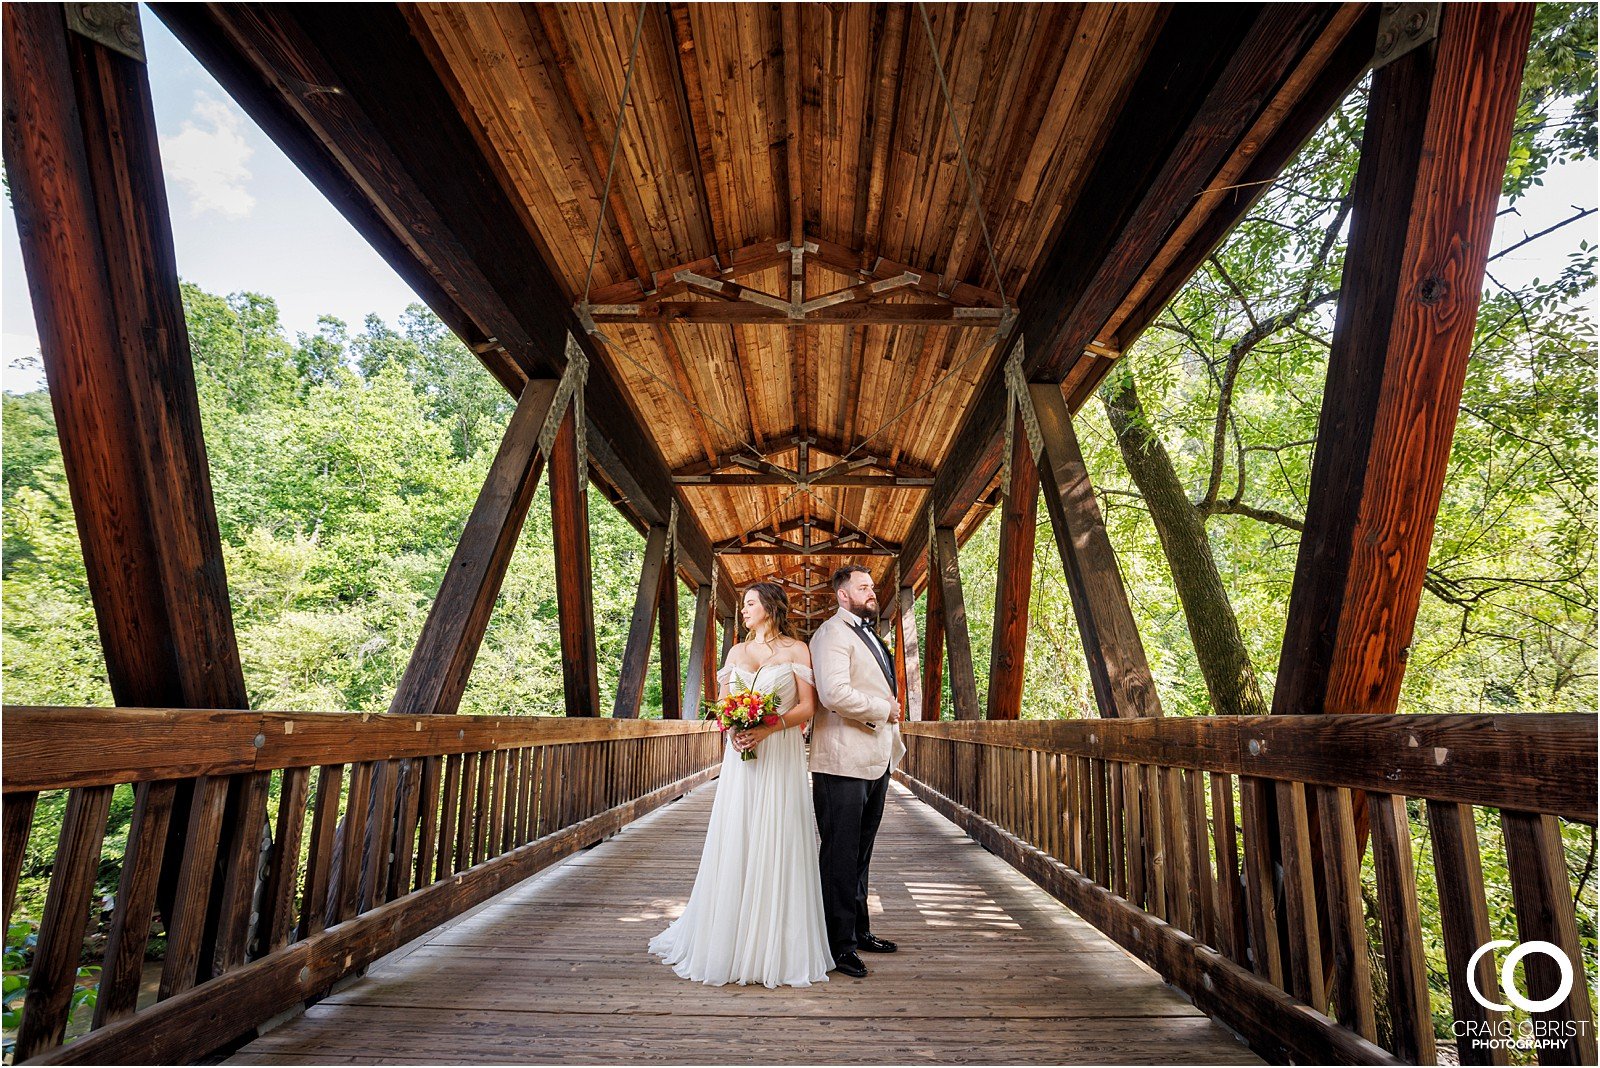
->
[503, 748, 523, 853]
[1125, 763, 1145, 909]
[1109, 763, 1126, 896]
[15, 785, 113, 1061]
[214, 771, 271, 972]
[414, 755, 442, 892]
[1500, 809, 1598, 1065]
[471, 750, 492, 865]
[159, 775, 230, 999]
[1316, 785, 1376, 1042]
[362, 760, 397, 911]
[1145, 765, 1168, 921]
[454, 752, 477, 873]
[1186, 768, 1214, 948]
[96, 781, 177, 1025]
[262, 768, 310, 954]
[1275, 779, 1325, 1009]
[1091, 759, 1110, 888]
[1239, 777, 1282, 987]
[1210, 772, 1246, 966]
[487, 748, 507, 860]
[334, 762, 373, 925]
[437, 754, 462, 882]
[1161, 765, 1193, 933]
[3, 790, 38, 933]
[301, 765, 343, 941]
[1425, 799, 1505, 1065]
[388, 760, 422, 903]
[1367, 791, 1436, 1064]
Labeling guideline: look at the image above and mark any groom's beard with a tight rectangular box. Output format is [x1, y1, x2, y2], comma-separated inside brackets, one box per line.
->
[848, 602, 877, 624]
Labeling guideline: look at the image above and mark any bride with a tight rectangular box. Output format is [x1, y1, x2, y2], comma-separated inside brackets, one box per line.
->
[648, 581, 833, 987]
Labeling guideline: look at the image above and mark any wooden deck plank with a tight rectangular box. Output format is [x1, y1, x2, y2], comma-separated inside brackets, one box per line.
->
[228, 782, 1261, 1065]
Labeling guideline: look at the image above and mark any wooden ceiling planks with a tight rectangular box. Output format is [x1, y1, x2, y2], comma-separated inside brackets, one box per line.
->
[406, 2, 1367, 600]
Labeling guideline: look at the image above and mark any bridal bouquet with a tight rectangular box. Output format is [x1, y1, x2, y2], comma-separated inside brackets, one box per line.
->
[702, 688, 781, 761]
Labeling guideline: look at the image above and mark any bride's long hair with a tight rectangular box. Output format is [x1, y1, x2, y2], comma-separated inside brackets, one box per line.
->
[745, 581, 797, 641]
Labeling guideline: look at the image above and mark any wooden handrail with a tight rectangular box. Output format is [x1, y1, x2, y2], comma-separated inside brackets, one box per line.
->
[1, 706, 718, 793]
[896, 712, 1598, 1065]
[901, 714, 1597, 823]
[2, 708, 722, 1063]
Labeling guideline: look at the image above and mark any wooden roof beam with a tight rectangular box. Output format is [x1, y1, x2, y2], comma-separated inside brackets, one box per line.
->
[899, 5, 1365, 590]
[780, 3, 804, 249]
[652, 324, 719, 464]
[672, 435, 934, 482]
[589, 303, 1008, 326]
[758, 515, 880, 545]
[677, 471, 931, 489]
[673, 458, 932, 488]
[582, 235, 1006, 310]
[1098, 5, 1378, 382]
[524, 6, 648, 290]
[717, 543, 898, 558]
[859, 4, 907, 270]
[584, 238, 788, 304]
[664, 2, 729, 266]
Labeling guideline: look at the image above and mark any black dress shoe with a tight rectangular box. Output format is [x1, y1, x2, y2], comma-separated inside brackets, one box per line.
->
[832, 951, 868, 977]
[857, 933, 898, 953]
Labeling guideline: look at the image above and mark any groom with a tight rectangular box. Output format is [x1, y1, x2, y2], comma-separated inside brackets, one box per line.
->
[809, 563, 907, 978]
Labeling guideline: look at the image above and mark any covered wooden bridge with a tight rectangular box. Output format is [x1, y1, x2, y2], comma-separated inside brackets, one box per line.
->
[1, 2, 1594, 1065]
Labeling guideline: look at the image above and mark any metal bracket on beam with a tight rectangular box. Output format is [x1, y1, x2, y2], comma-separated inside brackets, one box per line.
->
[64, 3, 145, 62]
[1372, 3, 1439, 70]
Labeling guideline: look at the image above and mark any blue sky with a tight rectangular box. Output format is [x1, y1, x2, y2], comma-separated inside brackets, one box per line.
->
[2, 9, 1595, 395]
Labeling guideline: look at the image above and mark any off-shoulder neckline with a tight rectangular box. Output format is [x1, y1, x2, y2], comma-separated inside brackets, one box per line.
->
[720, 660, 812, 682]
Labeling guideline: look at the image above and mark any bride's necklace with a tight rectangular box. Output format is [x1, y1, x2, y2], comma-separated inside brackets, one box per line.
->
[745, 631, 781, 672]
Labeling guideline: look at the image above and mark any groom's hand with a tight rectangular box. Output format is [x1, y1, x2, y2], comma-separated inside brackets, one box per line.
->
[887, 699, 902, 724]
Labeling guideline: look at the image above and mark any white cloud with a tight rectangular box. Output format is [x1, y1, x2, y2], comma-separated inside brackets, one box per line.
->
[160, 92, 255, 219]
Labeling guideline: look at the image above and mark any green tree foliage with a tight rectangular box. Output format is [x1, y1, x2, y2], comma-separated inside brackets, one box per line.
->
[3, 289, 670, 718]
[945, 5, 1598, 724]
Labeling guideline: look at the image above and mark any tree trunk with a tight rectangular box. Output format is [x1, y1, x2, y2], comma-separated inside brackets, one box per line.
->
[1100, 370, 1268, 717]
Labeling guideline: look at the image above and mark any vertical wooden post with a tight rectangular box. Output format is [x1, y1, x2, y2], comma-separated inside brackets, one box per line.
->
[682, 585, 714, 717]
[922, 576, 946, 722]
[894, 587, 923, 723]
[1264, 5, 1534, 1001]
[550, 407, 601, 716]
[987, 409, 1039, 719]
[720, 612, 737, 655]
[390, 381, 559, 715]
[1031, 384, 1162, 718]
[4, 5, 252, 977]
[705, 605, 722, 701]
[657, 557, 682, 720]
[1273, 4, 1534, 719]
[614, 526, 669, 718]
[932, 527, 980, 720]
[3, 4, 247, 712]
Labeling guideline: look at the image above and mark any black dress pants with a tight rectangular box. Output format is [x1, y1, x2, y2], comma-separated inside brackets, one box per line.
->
[812, 767, 890, 960]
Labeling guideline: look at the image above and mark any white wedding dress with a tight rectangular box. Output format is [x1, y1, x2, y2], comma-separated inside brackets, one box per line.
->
[648, 660, 833, 987]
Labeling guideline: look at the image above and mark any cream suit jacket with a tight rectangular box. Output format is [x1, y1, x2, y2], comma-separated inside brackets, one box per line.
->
[808, 607, 907, 779]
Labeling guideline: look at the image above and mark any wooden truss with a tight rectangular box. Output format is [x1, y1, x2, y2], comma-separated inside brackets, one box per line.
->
[580, 235, 1012, 328]
[716, 515, 897, 559]
[673, 433, 933, 488]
